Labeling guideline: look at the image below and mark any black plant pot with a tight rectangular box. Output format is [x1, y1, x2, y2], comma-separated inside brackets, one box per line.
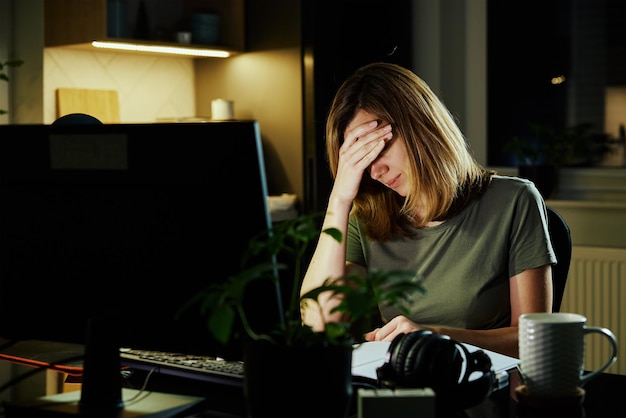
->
[518, 164, 558, 200]
[243, 340, 353, 418]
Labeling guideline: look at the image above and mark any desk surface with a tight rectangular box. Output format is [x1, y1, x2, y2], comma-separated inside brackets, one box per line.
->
[122, 368, 625, 418]
[4, 388, 206, 418]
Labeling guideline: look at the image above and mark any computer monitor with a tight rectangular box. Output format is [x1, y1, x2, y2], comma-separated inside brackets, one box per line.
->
[0, 121, 277, 360]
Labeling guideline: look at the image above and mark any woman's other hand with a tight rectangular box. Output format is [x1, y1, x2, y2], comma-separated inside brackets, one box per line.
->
[364, 315, 429, 342]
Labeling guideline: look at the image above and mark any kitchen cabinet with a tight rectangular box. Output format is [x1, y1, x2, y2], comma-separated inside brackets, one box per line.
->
[44, 0, 244, 55]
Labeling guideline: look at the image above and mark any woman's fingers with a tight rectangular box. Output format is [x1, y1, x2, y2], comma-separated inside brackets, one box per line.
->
[331, 119, 393, 203]
[346, 120, 391, 147]
[341, 121, 392, 168]
[346, 120, 379, 144]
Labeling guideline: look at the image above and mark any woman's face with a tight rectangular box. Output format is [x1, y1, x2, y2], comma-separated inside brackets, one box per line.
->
[346, 109, 410, 197]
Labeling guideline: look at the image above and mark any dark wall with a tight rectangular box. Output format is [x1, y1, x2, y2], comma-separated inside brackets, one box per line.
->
[301, 0, 414, 213]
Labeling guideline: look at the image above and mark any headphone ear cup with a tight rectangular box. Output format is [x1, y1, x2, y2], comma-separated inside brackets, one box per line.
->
[402, 333, 451, 387]
[377, 330, 431, 386]
[388, 330, 432, 384]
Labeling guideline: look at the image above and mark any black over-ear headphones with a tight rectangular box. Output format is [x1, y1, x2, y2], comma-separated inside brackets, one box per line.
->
[376, 330, 496, 409]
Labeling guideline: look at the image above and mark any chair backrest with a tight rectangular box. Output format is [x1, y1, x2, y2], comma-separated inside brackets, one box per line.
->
[546, 206, 572, 312]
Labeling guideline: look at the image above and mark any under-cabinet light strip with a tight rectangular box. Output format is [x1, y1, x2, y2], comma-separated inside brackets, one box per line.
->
[91, 41, 231, 58]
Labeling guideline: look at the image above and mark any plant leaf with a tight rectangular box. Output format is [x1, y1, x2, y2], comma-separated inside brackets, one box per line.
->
[322, 227, 342, 242]
[208, 305, 236, 345]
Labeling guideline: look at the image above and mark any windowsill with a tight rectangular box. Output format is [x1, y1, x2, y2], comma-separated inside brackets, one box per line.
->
[490, 166, 626, 203]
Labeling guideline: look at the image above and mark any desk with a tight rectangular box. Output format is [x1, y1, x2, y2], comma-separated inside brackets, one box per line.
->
[3, 363, 625, 417]
[121, 368, 625, 418]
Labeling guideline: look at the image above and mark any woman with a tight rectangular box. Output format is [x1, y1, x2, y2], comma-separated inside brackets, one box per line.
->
[300, 62, 555, 358]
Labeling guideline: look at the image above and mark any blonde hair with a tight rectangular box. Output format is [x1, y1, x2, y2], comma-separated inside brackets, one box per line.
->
[325, 62, 493, 241]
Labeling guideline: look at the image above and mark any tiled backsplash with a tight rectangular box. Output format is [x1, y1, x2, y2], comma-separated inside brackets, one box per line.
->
[44, 48, 196, 124]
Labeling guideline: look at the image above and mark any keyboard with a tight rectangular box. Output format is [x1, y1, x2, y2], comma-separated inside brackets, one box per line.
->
[119, 348, 244, 387]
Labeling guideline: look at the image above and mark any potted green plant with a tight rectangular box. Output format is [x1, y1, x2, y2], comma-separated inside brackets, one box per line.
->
[503, 121, 613, 198]
[182, 212, 426, 417]
[0, 59, 23, 116]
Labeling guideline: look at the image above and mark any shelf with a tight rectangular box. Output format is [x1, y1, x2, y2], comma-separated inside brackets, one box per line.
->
[44, 0, 244, 58]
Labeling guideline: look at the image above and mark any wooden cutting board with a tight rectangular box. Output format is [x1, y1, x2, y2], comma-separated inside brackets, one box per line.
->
[56, 88, 120, 123]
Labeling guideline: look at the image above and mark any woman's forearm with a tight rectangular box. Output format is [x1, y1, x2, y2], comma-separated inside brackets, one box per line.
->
[300, 194, 353, 330]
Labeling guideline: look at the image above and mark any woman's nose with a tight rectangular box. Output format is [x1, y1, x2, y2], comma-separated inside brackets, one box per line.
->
[368, 160, 386, 181]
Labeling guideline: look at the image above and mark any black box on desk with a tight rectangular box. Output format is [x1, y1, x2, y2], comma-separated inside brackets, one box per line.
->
[358, 388, 435, 418]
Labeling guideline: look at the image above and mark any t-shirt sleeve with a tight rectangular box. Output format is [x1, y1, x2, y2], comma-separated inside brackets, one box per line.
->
[508, 181, 556, 277]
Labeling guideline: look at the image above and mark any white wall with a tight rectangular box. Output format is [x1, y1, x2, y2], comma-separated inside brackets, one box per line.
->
[413, 0, 488, 165]
[44, 48, 196, 124]
[0, 0, 10, 124]
[11, 0, 44, 124]
[194, 49, 303, 198]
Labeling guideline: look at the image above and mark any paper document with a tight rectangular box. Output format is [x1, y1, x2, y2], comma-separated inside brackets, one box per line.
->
[351, 340, 520, 381]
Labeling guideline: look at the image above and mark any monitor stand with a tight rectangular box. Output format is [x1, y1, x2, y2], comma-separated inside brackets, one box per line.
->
[79, 315, 125, 414]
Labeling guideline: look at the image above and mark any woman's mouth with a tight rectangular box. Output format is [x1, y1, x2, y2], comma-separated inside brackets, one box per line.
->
[384, 174, 400, 189]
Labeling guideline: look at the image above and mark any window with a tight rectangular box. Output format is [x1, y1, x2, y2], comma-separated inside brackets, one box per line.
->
[487, 0, 626, 166]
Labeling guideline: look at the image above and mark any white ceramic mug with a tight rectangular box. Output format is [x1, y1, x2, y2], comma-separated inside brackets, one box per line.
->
[518, 312, 618, 398]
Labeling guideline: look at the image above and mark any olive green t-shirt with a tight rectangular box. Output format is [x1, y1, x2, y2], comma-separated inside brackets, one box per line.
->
[346, 175, 556, 330]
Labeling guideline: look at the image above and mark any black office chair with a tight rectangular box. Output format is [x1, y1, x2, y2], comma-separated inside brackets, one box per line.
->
[546, 206, 572, 312]
[52, 113, 103, 125]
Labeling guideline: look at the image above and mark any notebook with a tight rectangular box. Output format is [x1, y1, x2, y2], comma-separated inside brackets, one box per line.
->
[351, 340, 520, 388]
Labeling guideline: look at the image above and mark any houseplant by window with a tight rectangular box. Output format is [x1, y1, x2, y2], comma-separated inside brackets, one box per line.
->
[182, 212, 426, 417]
[504, 121, 613, 198]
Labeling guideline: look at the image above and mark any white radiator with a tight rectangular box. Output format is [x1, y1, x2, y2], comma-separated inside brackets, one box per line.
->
[560, 246, 626, 375]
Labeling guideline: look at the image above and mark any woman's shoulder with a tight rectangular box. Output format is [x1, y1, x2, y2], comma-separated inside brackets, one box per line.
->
[490, 174, 537, 193]
[482, 175, 543, 206]
[457, 175, 546, 228]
